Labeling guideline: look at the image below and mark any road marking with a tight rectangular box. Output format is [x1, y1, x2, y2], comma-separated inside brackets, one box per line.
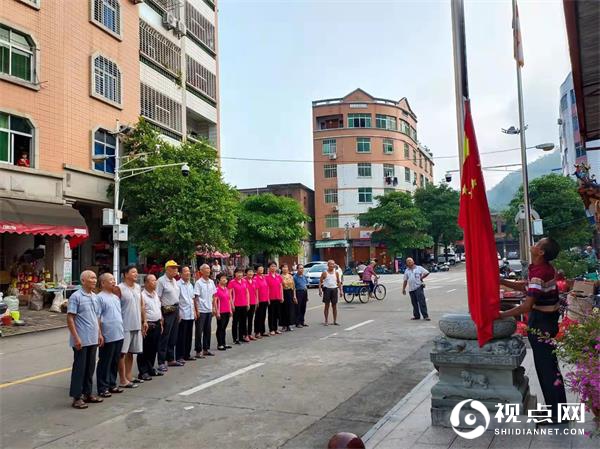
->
[426, 286, 442, 290]
[320, 332, 338, 340]
[178, 362, 265, 397]
[307, 305, 321, 311]
[0, 367, 72, 389]
[344, 320, 374, 331]
[184, 406, 194, 410]
[447, 289, 457, 293]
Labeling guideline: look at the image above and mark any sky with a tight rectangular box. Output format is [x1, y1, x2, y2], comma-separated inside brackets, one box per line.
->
[217, 0, 571, 192]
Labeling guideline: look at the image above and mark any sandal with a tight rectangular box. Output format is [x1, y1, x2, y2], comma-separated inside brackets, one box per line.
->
[132, 378, 144, 384]
[72, 399, 88, 409]
[83, 395, 104, 403]
[109, 387, 124, 394]
[99, 391, 112, 398]
[119, 383, 138, 389]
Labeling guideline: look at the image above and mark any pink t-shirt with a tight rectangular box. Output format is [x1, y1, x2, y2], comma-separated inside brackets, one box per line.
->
[245, 278, 258, 305]
[266, 273, 283, 301]
[255, 275, 270, 303]
[228, 278, 248, 307]
[215, 285, 231, 314]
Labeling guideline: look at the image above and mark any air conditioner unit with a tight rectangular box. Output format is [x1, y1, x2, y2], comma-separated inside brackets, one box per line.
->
[332, 205, 339, 212]
[175, 20, 187, 37]
[321, 232, 331, 239]
[163, 13, 177, 30]
[328, 153, 337, 160]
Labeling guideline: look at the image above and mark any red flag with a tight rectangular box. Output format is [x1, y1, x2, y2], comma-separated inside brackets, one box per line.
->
[458, 100, 500, 347]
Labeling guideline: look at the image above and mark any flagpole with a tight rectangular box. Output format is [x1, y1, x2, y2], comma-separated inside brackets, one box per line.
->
[451, 0, 468, 177]
[513, 0, 532, 264]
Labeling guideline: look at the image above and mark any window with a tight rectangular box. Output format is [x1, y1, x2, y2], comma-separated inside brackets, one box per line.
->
[348, 113, 371, 128]
[0, 112, 33, 166]
[404, 143, 409, 159]
[186, 2, 216, 52]
[92, 54, 121, 105]
[93, 129, 116, 173]
[325, 214, 339, 228]
[186, 55, 217, 101]
[0, 24, 35, 83]
[413, 149, 417, 164]
[410, 126, 418, 141]
[383, 164, 395, 177]
[322, 139, 336, 155]
[139, 19, 181, 76]
[383, 138, 393, 154]
[400, 120, 410, 134]
[375, 114, 397, 130]
[358, 187, 373, 203]
[572, 117, 579, 132]
[570, 89, 576, 105]
[405, 167, 411, 182]
[323, 163, 337, 178]
[358, 162, 372, 177]
[324, 188, 338, 204]
[419, 154, 423, 168]
[560, 94, 568, 111]
[356, 137, 371, 153]
[141, 83, 182, 133]
[92, 0, 121, 36]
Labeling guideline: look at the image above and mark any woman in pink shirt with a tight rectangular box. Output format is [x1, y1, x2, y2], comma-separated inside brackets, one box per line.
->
[214, 273, 233, 351]
[253, 265, 270, 339]
[229, 268, 250, 344]
[245, 268, 258, 341]
[266, 261, 284, 335]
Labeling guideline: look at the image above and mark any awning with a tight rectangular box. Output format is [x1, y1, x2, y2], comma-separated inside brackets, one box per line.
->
[315, 239, 348, 249]
[1, 199, 88, 247]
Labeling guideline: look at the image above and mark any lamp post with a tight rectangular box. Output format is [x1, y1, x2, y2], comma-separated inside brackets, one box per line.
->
[93, 120, 189, 278]
[344, 222, 355, 269]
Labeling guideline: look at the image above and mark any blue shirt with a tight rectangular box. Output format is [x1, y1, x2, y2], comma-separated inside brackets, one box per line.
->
[293, 273, 309, 291]
[96, 291, 124, 343]
[178, 279, 195, 320]
[67, 288, 99, 348]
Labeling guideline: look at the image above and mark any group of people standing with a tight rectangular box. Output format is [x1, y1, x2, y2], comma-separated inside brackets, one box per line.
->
[65, 259, 325, 409]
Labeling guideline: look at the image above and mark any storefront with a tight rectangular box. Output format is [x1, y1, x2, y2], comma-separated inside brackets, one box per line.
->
[315, 239, 348, 266]
[0, 199, 88, 295]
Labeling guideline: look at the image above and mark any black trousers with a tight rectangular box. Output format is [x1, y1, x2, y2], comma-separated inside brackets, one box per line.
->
[409, 286, 428, 319]
[268, 300, 281, 332]
[527, 310, 567, 420]
[255, 302, 268, 335]
[232, 307, 247, 342]
[137, 321, 161, 376]
[195, 312, 212, 352]
[246, 304, 256, 336]
[97, 339, 123, 394]
[281, 289, 295, 327]
[216, 312, 230, 347]
[176, 319, 194, 360]
[158, 311, 179, 364]
[70, 345, 97, 399]
[295, 289, 308, 325]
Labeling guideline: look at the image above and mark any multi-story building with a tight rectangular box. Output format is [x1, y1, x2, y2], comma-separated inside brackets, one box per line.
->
[312, 89, 434, 267]
[0, 0, 219, 289]
[559, 72, 587, 177]
[238, 183, 315, 266]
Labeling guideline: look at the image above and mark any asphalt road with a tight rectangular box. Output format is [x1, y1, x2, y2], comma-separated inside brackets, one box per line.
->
[0, 267, 470, 449]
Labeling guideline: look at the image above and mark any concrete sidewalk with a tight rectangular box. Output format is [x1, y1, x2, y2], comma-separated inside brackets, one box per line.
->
[362, 350, 598, 449]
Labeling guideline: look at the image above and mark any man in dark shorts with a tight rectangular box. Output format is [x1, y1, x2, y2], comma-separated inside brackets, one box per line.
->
[319, 260, 342, 326]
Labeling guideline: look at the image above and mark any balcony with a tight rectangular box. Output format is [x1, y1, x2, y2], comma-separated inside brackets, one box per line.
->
[187, 109, 217, 147]
[316, 115, 343, 130]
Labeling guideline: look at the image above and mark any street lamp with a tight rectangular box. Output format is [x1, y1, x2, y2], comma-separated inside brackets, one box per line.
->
[93, 120, 189, 278]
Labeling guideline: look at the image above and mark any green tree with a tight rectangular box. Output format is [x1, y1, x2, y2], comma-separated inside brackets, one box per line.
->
[116, 119, 239, 261]
[358, 191, 433, 258]
[504, 174, 591, 251]
[235, 193, 309, 259]
[413, 183, 462, 257]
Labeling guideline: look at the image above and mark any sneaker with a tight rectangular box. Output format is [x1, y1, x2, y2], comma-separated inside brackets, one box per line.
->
[234, 341, 241, 345]
[225, 345, 232, 349]
[157, 364, 168, 373]
[139, 373, 152, 381]
[217, 346, 226, 351]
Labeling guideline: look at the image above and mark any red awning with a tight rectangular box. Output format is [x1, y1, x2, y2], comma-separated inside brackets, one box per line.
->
[1, 199, 88, 248]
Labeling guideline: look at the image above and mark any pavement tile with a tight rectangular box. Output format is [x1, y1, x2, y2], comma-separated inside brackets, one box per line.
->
[416, 426, 458, 446]
[1, 309, 66, 337]
[489, 434, 533, 449]
[410, 443, 452, 449]
[448, 431, 494, 449]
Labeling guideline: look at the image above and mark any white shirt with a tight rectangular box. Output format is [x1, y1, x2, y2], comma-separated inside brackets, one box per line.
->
[157, 275, 180, 306]
[119, 282, 142, 331]
[322, 270, 339, 289]
[403, 266, 429, 292]
[142, 289, 162, 322]
[194, 277, 216, 313]
[177, 279, 195, 320]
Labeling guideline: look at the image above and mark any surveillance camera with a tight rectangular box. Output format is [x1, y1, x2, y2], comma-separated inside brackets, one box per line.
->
[445, 173, 452, 183]
[181, 163, 190, 177]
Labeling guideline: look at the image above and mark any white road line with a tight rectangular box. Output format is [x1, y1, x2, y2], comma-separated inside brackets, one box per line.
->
[426, 286, 442, 290]
[447, 289, 457, 293]
[344, 320, 374, 331]
[183, 406, 194, 410]
[320, 332, 338, 340]
[178, 362, 265, 396]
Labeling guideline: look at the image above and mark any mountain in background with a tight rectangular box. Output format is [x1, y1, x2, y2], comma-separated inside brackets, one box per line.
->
[486, 151, 562, 211]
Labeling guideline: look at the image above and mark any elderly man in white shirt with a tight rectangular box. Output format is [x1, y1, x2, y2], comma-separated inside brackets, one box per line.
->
[194, 264, 217, 358]
[137, 275, 163, 380]
[176, 266, 197, 363]
[402, 257, 430, 321]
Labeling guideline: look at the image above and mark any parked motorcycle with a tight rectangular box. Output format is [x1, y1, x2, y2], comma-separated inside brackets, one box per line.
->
[439, 262, 450, 272]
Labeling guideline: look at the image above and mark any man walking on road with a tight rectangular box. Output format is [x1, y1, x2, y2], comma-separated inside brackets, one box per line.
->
[157, 260, 181, 371]
[402, 258, 430, 321]
[319, 260, 342, 326]
[67, 270, 103, 409]
[193, 264, 216, 357]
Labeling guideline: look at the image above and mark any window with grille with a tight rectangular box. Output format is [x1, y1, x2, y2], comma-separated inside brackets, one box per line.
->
[383, 164, 395, 178]
[140, 20, 181, 75]
[356, 137, 371, 153]
[0, 112, 34, 166]
[186, 55, 217, 100]
[383, 138, 393, 154]
[405, 167, 411, 182]
[92, 0, 121, 36]
[324, 188, 338, 204]
[348, 113, 371, 128]
[0, 24, 35, 83]
[140, 83, 182, 133]
[375, 114, 397, 130]
[322, 139, 336, 155]
[186, 2, 215, 52]
[358, 187, 372, 204]
[323, 164, 337, 178]
[92, 54, 121, 105]
[357, 163, 371, 177]
[93, 129, 116, 174]
[325, 214, 339, 228]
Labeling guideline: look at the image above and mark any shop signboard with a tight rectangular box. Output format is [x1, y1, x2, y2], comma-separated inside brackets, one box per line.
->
[63, 260, 72, 284]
